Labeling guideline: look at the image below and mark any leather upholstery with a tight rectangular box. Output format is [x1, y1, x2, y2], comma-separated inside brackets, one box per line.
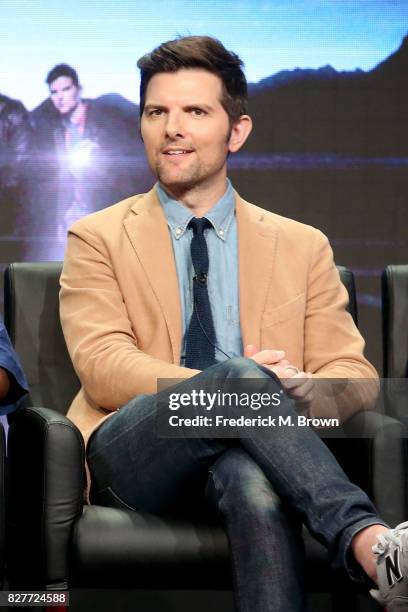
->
[71, 506, 230, 589]
[4, 263, 80, 414]
[337, 266, 358, 325]
[7, 406, 84, 589]
[4, 262, 408, 602]
[381, 265, 408, 422]
[382, 265, 408, 378]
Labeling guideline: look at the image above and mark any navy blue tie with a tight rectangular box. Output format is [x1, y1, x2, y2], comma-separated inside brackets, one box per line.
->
[185, 217, 217, 370]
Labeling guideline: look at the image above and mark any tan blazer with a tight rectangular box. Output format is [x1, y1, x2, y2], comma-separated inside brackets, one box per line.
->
[60, 185, 378, 447]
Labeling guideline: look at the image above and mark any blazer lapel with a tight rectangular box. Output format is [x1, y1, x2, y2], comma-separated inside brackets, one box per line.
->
[236, 194, 278, 350]
[123, 187, 183, 364]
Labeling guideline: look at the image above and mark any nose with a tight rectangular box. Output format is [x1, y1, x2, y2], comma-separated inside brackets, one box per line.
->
[165, 110, 185, 139]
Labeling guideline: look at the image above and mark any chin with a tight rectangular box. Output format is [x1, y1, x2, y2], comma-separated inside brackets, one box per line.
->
[162, 168, 217, 193]
[157, 171, 194, 190]
[162, 179, 194, 192]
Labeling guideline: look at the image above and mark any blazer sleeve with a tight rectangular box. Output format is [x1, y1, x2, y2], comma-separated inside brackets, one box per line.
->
[303, 230, 379, 419]
[0, 320, 29, 415]
[60, 222, 199, 411]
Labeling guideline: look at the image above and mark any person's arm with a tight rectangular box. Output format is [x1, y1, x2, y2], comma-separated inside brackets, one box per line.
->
[302, 230, 376, 378]
[60, 221, 200, 411]
[0, 368, 10, 401]
[0, 322, 29, 411]
[245, 228, 378, 419]
[299, 230, 378, 418]
[5, 100, 32, 189]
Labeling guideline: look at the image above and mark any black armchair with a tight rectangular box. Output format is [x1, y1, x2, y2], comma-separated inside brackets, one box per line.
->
[4, 262, 408, 611]
[381, 264, 408, 422]
[382, 264, 408, 380]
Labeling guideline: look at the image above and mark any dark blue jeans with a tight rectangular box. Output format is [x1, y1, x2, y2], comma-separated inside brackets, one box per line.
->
[87, 358, 385, 612]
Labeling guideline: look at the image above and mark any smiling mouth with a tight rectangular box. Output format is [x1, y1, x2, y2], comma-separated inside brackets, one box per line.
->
[162, 149, 194, 156]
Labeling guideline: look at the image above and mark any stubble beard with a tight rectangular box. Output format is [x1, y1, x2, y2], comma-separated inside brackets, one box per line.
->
[154, 154, 227, 200]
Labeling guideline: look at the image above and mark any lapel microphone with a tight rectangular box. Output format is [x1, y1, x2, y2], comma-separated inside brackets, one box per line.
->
[193, 295, 233, 361]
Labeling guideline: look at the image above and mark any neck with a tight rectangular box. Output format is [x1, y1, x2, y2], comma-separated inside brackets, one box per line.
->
[161, 176, 228, 217]
[67, 100, 85, 124]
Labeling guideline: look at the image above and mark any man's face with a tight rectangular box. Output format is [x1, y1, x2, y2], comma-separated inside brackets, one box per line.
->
[140, 69, 236, 194]
[49, 76, 81, 114]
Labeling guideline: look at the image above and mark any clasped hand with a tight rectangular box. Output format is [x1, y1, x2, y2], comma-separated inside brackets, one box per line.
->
[244, 345, 314, 408]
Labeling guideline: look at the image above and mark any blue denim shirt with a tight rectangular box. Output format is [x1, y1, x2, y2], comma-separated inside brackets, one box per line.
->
[0, 320, 29, 415]
[157, 180, 242, 365]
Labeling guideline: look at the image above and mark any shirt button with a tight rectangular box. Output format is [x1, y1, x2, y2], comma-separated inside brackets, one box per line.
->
[219, 229, 224, 237]
[176, 227, 182, 236]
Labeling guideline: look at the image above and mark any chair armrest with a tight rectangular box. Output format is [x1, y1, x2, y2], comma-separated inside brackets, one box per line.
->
[7, 406, 85, 589]
[326, 411, 408, 527]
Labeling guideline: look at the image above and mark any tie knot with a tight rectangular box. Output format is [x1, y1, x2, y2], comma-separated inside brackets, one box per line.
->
[188, 217, 212, 236]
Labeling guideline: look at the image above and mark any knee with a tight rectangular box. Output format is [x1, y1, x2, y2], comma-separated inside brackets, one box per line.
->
[218, 356, 272, 381]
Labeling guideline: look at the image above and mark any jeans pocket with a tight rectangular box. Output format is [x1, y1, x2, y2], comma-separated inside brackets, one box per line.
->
[95, 486, 136, 511]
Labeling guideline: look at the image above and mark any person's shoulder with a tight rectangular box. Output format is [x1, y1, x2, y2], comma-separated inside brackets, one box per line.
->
[68, 188, 154, 235]
[69, 193, 144, 230]
[0, 94, 28, 122]
[0, 93, 13, 111]
[238, 196, 327, 243]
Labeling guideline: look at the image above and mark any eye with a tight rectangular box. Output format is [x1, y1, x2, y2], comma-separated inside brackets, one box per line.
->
[189, 107, 206, 117]
[148, 108, 164, 117]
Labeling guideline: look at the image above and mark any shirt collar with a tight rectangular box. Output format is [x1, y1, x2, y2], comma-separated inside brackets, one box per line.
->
[157, 179, 235, 241]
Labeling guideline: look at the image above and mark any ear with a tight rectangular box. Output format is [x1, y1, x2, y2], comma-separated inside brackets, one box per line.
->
[228, 115, 252, 153]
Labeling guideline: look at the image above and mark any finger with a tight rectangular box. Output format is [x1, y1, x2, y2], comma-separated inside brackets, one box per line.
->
[270, 362, 293, 378]
[296, 390, 314, 406]
[290, 379, 314, 400]
[281, 371, 308, 388]
[281, 373, 313, 395]
[256, 364, 288, 379]
[250, 349, 286, 365]
[244, 344, 258, 358]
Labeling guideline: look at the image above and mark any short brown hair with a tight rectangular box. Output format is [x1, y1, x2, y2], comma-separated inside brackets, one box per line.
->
[137, 36, 248, 125]
[46, 63, 79, 88]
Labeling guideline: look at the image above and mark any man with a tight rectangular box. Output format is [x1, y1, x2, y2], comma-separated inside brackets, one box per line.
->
[0, 93, 32, 235]
[0, 320, 28, 416]
[60, 36, 407, 610]
[30, 63, 140, 245]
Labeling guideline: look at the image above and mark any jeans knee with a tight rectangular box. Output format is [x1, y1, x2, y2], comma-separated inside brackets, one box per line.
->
[220, 356, 272, 380]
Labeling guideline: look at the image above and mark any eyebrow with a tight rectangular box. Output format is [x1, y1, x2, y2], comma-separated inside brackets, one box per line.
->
[143, 103, 214, 113]
[143, 104, 166, 113]
[50, 85, 73, 94]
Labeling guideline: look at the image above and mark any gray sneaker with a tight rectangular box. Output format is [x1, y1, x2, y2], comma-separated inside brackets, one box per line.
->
[371, 521, 408, 610]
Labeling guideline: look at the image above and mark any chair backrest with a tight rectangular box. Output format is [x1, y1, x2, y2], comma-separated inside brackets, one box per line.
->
[337, 265, 358, 326]
[382, 265, 408, 378]
[3, 262, 357, 416]
[4, 263, 80, 415]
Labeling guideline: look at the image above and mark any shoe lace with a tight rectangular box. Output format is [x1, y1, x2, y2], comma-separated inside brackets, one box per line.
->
[372, 521, 408, 555]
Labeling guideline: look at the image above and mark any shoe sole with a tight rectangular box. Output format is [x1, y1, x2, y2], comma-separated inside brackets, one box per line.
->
[388, 596, 408, 611]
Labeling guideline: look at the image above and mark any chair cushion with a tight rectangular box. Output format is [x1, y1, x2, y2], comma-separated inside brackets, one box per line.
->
[70, 505, 333, 589]
[70, 505, 230, 589]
